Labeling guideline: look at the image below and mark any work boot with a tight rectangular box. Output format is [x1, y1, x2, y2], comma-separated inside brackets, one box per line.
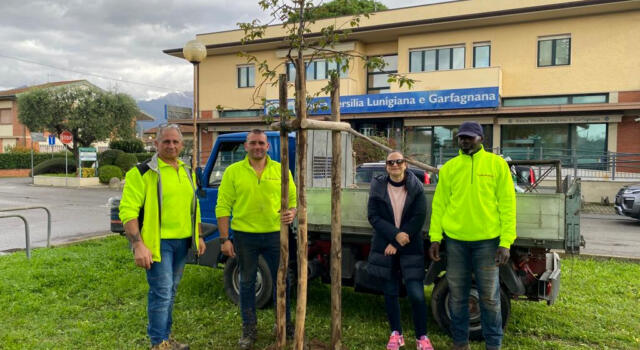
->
[238, 324, 257, 350]
[168, 337, 189, 350]
[150, 340, 172, 350]
[450, 344, 470, 350]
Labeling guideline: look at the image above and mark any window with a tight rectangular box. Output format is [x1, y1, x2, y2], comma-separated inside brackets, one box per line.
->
[409, 46, 465, 72]
[237, 65, 255, 88]
[220, 109, 262, 118]
[473, 43, 491, 68]
[0, 109, 11, 124]
[538, 35, 570, 67]
[208, 141, 246, 186]
[367, 54, 397, 94]
[503, 94, 608, 107]
[287, 60, 348, 82]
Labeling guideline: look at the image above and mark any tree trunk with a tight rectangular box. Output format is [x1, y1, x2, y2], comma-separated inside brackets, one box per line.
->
[330, 74, 342, 350]
[276, 74, 289, 350]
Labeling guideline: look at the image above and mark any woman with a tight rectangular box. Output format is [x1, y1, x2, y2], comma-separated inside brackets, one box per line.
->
[367, 151, 433, 350]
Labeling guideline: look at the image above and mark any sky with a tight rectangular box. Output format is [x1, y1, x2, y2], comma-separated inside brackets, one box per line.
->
[0, 0, 454, 101]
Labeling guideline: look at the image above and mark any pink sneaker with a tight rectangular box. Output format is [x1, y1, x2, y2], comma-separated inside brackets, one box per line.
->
[416, 335, 434, 350]
[386, 331, 405, 350]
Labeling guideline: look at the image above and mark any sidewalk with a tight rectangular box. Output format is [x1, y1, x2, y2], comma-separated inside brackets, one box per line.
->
[581, 203, 616, 216]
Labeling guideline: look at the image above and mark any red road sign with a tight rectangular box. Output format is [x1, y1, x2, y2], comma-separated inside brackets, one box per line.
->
[60, 131, 73, 144]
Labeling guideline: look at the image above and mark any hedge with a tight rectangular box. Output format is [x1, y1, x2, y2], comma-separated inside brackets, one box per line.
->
[98, 149, 125, 166]
[98, 165, 124, 184]
[133, 152, 154, 162]
[109, 139, 145, 153]
[31, 158, 77, 175]
[114, 153, 138, 172]
[0, 153, 68, 170]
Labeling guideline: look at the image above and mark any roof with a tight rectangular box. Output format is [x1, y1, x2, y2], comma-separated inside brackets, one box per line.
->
[0, 80, 88, 99]
[137, 110, 155, 121]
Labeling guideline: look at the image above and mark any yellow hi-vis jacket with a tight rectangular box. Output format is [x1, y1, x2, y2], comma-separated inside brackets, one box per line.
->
[215, 155, 297, 233]
[429, 146, 517, 248]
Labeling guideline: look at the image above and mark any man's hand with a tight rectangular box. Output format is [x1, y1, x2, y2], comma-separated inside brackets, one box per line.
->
[428, 242, 441, 261]
[495, 247, 510, 266]
[221, 240, 235, 258]
[281, 208, 296, 225]
[384, 244, 397, 256]
[198, 237, 207, 256]
[395, 232, 410, 246]
[133, 241, 153, 269]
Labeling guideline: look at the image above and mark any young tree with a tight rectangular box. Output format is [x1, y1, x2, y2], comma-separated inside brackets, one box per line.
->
[288, 0, 387, 21]
[18, 85, 139, 161]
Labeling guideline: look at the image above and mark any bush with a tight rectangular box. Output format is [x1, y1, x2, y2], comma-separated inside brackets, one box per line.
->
[353, 136, 390, 165]
[109, 139, 145, 153]
[133, 152, 154, 162]
[31, 157, 77, 175]
[114, 153, 138, 172]
[80, 168, 95, 178]
[98, 149, 125, 166]
[98, 165, 124, 184]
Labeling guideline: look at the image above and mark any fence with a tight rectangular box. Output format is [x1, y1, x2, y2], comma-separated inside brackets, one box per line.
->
[429, 147, 640, 181]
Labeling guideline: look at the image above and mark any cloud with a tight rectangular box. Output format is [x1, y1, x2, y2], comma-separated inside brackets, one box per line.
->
[0, 0, 453, 100]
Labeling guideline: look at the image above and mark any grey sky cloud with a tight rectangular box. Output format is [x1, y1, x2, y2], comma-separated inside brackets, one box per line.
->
[0, 0, 453, 100]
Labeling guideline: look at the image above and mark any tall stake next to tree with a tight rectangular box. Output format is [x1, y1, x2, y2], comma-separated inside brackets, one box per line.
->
[330, 74, 343, 350]
[294, 3, 309, 348]
[276, 74, 290, 350]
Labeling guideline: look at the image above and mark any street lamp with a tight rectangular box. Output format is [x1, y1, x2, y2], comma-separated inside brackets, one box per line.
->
[183, 39, 207, 170]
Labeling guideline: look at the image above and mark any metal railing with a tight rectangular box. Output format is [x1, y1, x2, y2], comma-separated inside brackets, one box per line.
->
[0, 206, 52, 257]
[0, 214, 31, 259]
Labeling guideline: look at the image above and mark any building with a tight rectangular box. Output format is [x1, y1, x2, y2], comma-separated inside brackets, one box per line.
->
[164, 0, 640, 168]
[0, 80, 153, 153]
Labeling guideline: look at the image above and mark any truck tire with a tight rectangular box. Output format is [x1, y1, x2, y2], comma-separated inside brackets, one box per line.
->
[223, 256, 273, 309]
[431, 278, 510, 341]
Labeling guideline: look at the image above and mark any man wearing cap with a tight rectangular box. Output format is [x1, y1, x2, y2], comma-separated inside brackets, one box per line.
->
[428, 121, 516, 350]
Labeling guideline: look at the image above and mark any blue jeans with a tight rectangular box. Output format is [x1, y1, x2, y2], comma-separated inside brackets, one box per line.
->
[234, 231, 290, 326]
[445, 236, 502, 348]
[383, 275, 428, 338]
[146, 238, 189, 346]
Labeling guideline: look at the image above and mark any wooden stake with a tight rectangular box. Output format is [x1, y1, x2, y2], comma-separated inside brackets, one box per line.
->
[294, 9, 309, 348]
[329, 74, 342, 350]
[276, 74, 289, 350]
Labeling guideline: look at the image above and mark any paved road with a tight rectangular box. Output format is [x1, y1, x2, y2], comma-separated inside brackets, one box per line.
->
[1, 177, 638, 259]
[0, 177, 120, 252]
[580, 213, 640, 259]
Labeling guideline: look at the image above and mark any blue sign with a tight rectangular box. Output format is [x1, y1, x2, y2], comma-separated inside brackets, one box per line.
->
[48, 135, 55, 145]
[266, 87, 499, 115]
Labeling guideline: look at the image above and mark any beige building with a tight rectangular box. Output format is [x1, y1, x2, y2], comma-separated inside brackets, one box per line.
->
[165, 0, 640, 167]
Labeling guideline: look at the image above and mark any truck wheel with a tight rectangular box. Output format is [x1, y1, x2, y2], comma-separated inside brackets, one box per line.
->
[223, 256, 273, 309]
[431, 278, 510, 341]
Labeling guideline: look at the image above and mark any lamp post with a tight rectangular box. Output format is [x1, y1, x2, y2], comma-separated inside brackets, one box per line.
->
[182, 39, 207, 169]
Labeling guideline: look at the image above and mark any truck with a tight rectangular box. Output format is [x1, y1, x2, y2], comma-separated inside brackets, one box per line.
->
[110, 130, 581, 340]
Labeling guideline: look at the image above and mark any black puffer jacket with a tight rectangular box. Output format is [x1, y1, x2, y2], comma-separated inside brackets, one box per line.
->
[366, 170, 427, 281]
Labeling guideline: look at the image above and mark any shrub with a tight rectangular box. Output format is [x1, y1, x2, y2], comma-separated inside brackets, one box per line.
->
[109, 139, 145, 153]
[80, 168, 95, 178]
[114, 153, 138, 172]
[353, 135, 390, 165]
[98, 165, 124, 184]
[31, 157, 77, 175]
[98, 149, 125, 166]
[133, 152, 154, 162]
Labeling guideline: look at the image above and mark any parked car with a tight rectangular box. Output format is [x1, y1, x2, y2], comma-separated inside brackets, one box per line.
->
[614, 184, 640, 219]
[355, 162, 435, 185]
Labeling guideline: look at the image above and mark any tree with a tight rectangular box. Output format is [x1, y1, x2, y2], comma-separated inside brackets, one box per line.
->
[18, 85, 139, 162]
[288, 0, 387, 22]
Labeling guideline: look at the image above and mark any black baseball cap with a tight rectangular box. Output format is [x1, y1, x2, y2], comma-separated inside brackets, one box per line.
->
[457, 121, 484, 138]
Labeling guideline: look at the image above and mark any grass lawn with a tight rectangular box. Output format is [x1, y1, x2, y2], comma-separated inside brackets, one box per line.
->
[0, 236, 638, 349]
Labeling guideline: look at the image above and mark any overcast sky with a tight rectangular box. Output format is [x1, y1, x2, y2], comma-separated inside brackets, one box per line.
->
[0, 0, 453, 101]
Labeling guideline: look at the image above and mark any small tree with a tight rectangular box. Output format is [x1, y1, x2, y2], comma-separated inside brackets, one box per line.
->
[18, 85, 139, 161]
[288, 0, 387, 21]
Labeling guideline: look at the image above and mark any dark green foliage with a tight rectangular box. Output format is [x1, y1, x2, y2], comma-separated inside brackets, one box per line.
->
[353, 135, 389, 165]
[98, 165, 124, 184]
[31, 157, 77, 175]
[98, 149, 125, 166]
[109, 139, 145, 153]
[289, 0, 387, 21]
[133, 152, 154, 162]
[114, 153, 138, 172]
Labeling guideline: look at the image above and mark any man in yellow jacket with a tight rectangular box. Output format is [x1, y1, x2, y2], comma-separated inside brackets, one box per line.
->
[428, 121, 516, 350]
[216, 129, 297, 349]
[119, 124, 205, 350]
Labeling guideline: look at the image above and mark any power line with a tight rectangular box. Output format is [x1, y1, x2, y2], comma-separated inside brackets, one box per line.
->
[0, 53, 176, 91]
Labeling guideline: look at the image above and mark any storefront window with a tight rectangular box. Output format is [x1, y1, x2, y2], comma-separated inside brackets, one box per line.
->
[501, 124, 570, 162]
[433, 125, 493, 164]
[573, 123, 607, 169]
[405, 127, 432, 164]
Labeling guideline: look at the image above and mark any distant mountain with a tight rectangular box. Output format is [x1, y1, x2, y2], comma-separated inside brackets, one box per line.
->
[136, 91, 193, 133]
